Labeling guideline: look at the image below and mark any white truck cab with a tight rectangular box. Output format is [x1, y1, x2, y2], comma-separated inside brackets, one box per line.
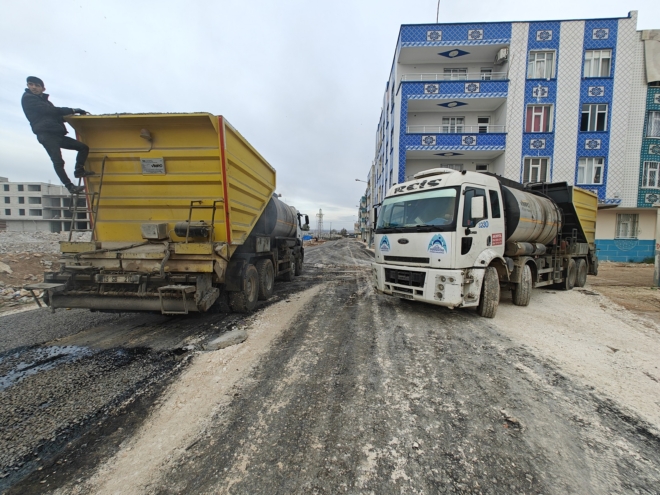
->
[373, 168, 506, 310]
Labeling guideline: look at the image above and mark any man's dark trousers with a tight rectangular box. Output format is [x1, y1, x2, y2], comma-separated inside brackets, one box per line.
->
[36, 133, 89, 187]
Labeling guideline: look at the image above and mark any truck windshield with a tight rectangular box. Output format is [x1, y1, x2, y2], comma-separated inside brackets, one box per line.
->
[376, 187, 458, 233]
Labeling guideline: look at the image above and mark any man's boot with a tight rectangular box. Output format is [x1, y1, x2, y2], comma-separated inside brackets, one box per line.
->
[67, 184, 85, 195]
[74, 169, 95, 178]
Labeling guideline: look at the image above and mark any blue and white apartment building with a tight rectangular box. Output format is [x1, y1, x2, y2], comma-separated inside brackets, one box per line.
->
[363, 11, 660, 261]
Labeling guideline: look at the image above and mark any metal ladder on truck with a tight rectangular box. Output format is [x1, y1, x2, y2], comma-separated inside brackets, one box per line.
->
[68, 156, 107, 241]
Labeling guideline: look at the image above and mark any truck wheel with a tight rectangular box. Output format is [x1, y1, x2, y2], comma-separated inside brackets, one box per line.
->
[281, 256, 295, 282]
[295, 255, 303, 276]
[512, 264, 532, 306]
[590, 257, 599, 276]
[209, 289, 231, 313]
[256, 259, 274, 300]
[563, 259, 577, 291]
[575, 259, 587, 288]
[477, 266, 500, 318]
[229, 264, 259, 312]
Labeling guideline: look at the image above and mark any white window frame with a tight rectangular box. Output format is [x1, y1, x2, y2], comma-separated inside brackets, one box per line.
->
[443, 68, 468, 81]
[480, 68, 493, 80]
[581, 104, 608, 132]
[647, 111, 660, 138]
[442, 117, 464, 133]
[577, 157, 604, 185]
[615, 214, 638, 239]
[584, 49, 612, 78]
[527, 51, 555, 79]
[642, 161, 660, 188]
[525, 105, 553, 132]
[441, 164, 463, 171]
[523, 157, 550, 183]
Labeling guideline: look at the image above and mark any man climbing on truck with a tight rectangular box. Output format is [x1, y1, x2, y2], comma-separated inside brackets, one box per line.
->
[21, 76, 94, 194]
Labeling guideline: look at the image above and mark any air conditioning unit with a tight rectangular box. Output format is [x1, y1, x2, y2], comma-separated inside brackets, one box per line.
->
[494, 48, 509, 65]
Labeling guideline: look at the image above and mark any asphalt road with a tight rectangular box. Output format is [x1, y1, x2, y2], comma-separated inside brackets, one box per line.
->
[2, 239, 660, 494]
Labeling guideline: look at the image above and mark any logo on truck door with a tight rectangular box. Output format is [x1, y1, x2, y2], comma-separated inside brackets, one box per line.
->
[428, 234, 448, 254]
[379, 236, 391, 252]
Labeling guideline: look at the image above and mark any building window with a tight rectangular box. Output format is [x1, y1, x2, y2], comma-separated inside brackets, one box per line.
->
[476, 164, 489, 171]
[525, 105, 553, 132]
[442, 117, 464, 133]
[442, 164, 463, 171]
[480, 68, 492, 80]
[577, 157, 604, 184]
[584, 50, 611, 77]
[443, 68, 467, 81]
[647, 111, 660, 138]
[527, 51, 555, 79]
[19, 209, 25, 216]
[477, 117, 490, 133]
[28, 197, 41, 205]
[3, 197, 9, 204]
[4, 209, 10, 216]
[27, 184, 41, 192]
[2, 185, 8, 192]
[17, 185, 24, 191]
[523, 157, 549, 183]
[615, 214, 638, 239]
[18, 197, 25, 204]
[29, 209, 42, 216]
[581, 104, 608, 132]
[642, 161, 660, 188]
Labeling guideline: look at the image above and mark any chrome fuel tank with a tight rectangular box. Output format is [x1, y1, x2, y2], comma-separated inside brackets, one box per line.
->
[501, 186, 560, 246]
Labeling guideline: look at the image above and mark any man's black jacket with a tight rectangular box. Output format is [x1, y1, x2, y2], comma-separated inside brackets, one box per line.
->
[21, 88, 74, 136]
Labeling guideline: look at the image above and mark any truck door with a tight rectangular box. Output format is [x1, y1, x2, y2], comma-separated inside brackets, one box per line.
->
[457, 186, 490, 267]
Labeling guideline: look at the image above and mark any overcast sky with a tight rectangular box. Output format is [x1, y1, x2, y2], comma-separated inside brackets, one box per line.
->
[0, 1, 657, 230]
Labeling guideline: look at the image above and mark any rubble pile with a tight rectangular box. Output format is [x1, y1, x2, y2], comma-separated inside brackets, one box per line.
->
[0, 231, 91, 254]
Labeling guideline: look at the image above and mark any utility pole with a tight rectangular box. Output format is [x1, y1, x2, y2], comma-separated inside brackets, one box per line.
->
[316, 209, 324, 239]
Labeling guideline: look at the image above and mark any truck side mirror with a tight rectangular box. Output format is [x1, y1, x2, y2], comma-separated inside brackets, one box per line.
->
[470, 196, 485, 220]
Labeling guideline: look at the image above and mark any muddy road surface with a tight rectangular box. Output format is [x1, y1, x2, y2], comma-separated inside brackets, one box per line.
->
[3, 238, 660, 494]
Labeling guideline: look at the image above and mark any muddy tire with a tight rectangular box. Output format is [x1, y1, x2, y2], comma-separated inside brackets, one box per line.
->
[209, 289, 231, 313]
[575, 258, 587, 288]
[229, 264, 259, 312]
[512, 263, 532, 307]
[256, 259, 275, 301]
[590, 256, 599, 276]
[281, 256, 295, 282]
[477, 266, 500, 318]
[295, 254, 303, 276]
[563, 259, 577, 291]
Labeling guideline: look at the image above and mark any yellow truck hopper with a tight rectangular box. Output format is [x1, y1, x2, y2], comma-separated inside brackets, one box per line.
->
[28, 113, 309, 314]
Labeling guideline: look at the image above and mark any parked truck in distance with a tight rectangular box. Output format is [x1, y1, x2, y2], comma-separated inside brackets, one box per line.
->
[27, 113, 309, 314]
[372, 168, 598, 318]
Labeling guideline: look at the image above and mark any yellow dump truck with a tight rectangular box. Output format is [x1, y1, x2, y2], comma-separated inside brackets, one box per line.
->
[27, 113, 309, 314]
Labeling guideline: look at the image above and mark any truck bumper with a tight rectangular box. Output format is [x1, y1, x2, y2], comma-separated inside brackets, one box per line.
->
[372, 263, 481, 308]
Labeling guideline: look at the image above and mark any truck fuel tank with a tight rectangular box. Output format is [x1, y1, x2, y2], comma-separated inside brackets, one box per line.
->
[251, 194, 298, 239]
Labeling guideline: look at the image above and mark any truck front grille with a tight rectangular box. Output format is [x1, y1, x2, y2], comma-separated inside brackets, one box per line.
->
[384, 256, 430, 264]
[384, 269, 426, 287]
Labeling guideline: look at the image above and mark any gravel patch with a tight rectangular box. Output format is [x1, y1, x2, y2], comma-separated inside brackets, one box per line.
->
[0, 231, 91, 255]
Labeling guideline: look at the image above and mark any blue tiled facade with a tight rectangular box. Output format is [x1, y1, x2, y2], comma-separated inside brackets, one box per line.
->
[595, 239, 655, 262]
[573, 19, 619, 200]
[637, 86, 660, 207]
[400, 22, 511, 46]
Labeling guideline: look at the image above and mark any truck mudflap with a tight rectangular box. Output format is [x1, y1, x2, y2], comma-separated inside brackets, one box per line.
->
[373, 263, 488, 309]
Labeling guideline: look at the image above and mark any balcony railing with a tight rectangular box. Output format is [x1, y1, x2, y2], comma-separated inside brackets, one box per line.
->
[407, 125, 507, 134]
[401, 72, 508, 82]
